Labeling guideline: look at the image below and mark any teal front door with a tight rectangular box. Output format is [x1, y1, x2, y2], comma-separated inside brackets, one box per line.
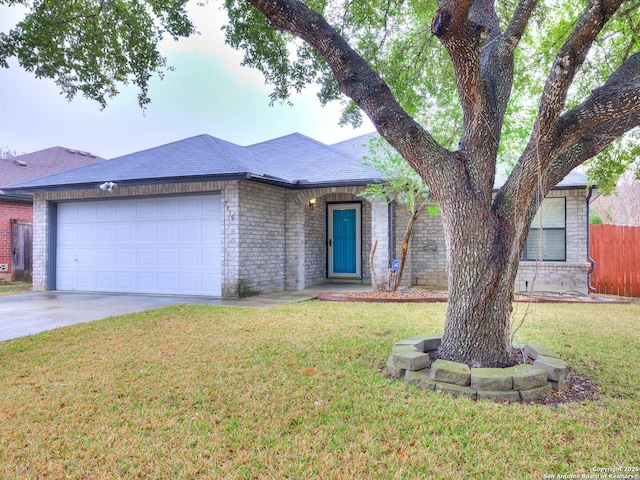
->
[328, 203, 362, 278]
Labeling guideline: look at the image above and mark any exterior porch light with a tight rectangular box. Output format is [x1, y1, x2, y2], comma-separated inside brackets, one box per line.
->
[308, 198, 317, 209]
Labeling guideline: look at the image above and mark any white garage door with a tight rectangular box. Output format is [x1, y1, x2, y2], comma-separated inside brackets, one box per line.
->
[56, 194, 222, 296]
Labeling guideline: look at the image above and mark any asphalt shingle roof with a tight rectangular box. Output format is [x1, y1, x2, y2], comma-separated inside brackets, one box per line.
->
[0, 147, 105, 194]
[247, 133, 383, 185]
[3, 132, 588, 193]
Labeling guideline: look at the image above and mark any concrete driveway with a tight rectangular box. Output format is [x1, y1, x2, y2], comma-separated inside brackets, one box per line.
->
[0, 292, 226, 342]
[0, 284, 368, 343]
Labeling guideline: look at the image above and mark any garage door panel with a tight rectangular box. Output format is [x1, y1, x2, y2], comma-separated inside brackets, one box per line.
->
[157, 248, 177, 265]
[77, 272, 96, 289]
[56, 194, 221, 296]
[137, 224, 157, 242]
[95, 202, 117, 220]
[115, 272, 135, 290]
[96, 248, 115, 265]
[157, 223, 179, 242]
[116, 224, 135, 242]
[180, 274, 200, 292]
[203, 223, 220, 241]
[96, 272, 114, 289]
[137, 248, 156, 265]
[180, 222, 200, 242]
[77, 247, 96, 264]
[77, 225, 97, 242]
[202, 247, 220, 266]
[179, 197, 202, 217]
[136, 272, 155, 289]
[180, 248, 199, 266]
[75, 203, 97, 222]
[96, 224, 115, 243]
[116, 248, 136, 266]
[157, 198, 179, 216]
[116, 202, 136, 220]
[137, 199, 157, 218]
[157, 273, 179, 291]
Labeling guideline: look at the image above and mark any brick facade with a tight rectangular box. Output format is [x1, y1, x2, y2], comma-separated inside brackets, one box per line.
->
[285, 186, 375, 290]
[515, 189, 590, 294]
[0, 198, 33, 281]
[29, 181, 589, 297]
[392, 188, 590, 294]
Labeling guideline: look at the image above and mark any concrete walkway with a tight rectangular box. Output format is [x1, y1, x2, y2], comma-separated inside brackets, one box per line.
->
[0, 283, 371, 342]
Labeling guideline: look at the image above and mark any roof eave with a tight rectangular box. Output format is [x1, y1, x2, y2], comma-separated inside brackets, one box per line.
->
[1, 173, 253, 195]
[0, 193, 33, 202]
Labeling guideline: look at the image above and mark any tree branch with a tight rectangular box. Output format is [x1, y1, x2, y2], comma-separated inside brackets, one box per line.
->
[496, 72, 640, 221]
[529, 0, 626, 148]
[431, 0, 487, 148]
[495, 0, 630, 218]
[546, 109, 640, 188]
[246, 0, 452, 194]
[554, 53, 640, 156]
[430, 0, 509, 198]
[501, 0, 539, 56]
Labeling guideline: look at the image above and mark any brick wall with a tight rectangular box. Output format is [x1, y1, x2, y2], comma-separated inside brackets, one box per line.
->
[394, 204, 447, 288]
[0, 198, 33, 280]
[516, 189, 590, 294]
[394, 189, 590, 293]
[236, 181, 286, 297]
[32, 182, 377, 297]
[285, 186, 374, 289]
[30, 183, 590, 296]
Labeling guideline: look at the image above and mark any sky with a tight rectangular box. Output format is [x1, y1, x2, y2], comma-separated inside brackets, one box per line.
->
[0, 2, 374, 160]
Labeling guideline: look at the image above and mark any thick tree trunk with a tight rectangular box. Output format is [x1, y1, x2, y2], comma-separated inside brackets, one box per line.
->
[244, 0, 640, 369]
[436, 195, 521, 368]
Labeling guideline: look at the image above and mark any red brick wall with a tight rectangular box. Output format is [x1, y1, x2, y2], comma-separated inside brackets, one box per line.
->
[0, 199, 33, 273]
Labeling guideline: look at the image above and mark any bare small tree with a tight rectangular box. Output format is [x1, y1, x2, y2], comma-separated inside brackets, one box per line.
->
[0, 147, 17, 159]
[592, 171, 640, 226]
[359, 137, 437, 291]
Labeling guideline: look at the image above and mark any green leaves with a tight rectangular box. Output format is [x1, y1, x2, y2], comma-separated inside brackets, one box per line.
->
[0, 0, 195, 108]
[360, 136, 430, 216]
[585, 134, 640, 195]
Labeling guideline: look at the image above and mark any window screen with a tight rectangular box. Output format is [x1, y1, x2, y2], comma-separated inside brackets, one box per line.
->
[522, 198, 566, 261]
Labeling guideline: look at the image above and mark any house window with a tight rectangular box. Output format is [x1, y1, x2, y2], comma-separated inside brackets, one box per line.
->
[522, 197, 566, 261]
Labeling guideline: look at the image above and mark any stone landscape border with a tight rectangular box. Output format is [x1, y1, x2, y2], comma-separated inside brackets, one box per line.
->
[387, 334, 570, 402]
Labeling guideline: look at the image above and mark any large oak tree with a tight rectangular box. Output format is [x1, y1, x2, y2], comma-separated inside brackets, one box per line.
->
[2, 0, 639, 366]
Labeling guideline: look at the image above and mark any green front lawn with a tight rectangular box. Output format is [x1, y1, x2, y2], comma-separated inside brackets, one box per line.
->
[0, 301, 638, 478]
[0, 281, 32, 296]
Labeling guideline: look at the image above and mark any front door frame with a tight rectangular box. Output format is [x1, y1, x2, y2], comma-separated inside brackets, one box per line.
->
[327, 202, 362, 279]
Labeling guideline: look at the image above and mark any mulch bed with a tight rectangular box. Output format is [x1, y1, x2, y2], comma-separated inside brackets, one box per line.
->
[319, 288, 625, 304]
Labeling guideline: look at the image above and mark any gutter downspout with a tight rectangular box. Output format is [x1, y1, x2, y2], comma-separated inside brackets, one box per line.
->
[586, 186, 596, 293]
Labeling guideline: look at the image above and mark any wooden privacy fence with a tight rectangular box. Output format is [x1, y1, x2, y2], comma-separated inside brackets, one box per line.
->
[589, 224, 640, 298]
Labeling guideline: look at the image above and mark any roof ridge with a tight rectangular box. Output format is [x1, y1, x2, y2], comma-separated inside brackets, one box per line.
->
[109, 134, 216, 161]
[197, 135, 246, 171]
[247, 132, 316, 148]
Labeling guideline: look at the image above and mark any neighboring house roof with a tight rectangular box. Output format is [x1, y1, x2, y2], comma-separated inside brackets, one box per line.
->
[0, 147, 105, 198]
[3, 133, 588, 194]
